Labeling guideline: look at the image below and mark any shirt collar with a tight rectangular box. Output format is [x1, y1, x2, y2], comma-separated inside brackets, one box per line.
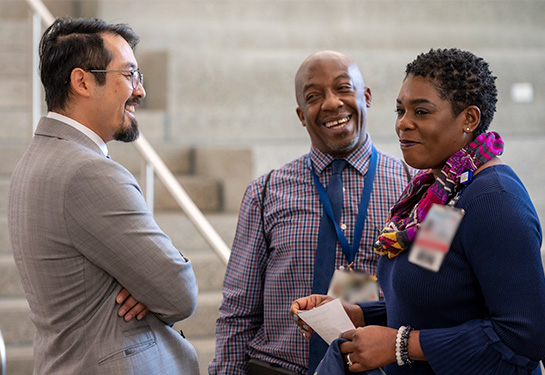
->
[46, 112, 109, 157]
[309, 133, 373, 175]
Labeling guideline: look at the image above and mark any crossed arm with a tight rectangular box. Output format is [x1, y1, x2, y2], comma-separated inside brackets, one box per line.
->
[116, 288, 149, 322]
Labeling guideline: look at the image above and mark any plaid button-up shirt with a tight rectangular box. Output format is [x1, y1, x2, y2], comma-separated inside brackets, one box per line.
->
[210, 137, 412, 374]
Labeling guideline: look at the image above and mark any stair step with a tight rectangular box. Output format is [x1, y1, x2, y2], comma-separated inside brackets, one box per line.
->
[174, 291, 222, 339]
[190, 252, 226, 292]
[0, 144, 28, 175]
[0, 255, 23, 297]
[154, 212, 237, 255]
[0, 110, 32, 144]
[0, 297, 33, 345]
[191, 337, 216, 375]
[0, 216, 9, 255]
[0, 19, 29, 53]
[0, 50, 30, 78]
[108, 138, 192, 175]
[6, 344, 33, 375]
[153, 174, 222, 212]
[0, 78, 30, 110]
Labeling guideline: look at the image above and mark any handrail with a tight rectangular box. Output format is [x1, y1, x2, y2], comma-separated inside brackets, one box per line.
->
[0, 329, 5, 375]
[134, 136, 231, 264]
[25, 0, 231, 265]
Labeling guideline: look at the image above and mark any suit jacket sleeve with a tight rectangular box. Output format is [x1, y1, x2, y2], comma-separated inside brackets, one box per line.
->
[64, 157, 197, 324]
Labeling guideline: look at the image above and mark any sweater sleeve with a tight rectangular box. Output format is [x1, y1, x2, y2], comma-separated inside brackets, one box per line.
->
[420, 173, 545, 374]
[357, 300, 387, 327]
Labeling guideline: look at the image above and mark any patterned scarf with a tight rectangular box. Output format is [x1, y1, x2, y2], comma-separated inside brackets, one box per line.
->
[374, 132, 504, 259]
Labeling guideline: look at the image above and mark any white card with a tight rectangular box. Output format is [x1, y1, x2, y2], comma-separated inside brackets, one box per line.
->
[409, 203, 464, 272]
[297, 298, 355, 344]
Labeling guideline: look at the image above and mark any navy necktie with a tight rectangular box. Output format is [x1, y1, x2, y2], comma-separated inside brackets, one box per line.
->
[309, 158, 348, 373]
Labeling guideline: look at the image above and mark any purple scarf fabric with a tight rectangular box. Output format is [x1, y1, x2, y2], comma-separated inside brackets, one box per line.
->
[374, 132, 504, 259]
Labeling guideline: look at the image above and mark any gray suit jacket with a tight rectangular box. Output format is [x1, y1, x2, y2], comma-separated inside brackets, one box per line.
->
[8, 117, 200, 374]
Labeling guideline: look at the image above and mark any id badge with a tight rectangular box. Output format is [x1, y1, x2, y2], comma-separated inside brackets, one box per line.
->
[408, 203, 464, 272]
[327, 268, 379, 304]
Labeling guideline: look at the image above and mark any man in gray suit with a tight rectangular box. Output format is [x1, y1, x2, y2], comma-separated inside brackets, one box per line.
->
[8, 17, 199, 374]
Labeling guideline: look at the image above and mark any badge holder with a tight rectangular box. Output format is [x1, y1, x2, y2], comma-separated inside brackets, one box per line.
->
[408, 203, 464, 272]
[327, 264, 379, 304]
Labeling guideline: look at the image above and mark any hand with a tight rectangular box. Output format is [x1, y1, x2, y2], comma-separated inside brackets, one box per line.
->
[339, 326, 397, 372]
[290, 295, 335, 340]
[116, 288, 149, 322]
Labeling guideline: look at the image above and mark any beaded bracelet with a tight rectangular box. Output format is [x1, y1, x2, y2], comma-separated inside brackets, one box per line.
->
[395, 325, 414, 366]
[395, 326, 406, 366]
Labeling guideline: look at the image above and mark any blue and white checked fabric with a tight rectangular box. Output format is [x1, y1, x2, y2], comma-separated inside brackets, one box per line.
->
[210, 137, 412, 375]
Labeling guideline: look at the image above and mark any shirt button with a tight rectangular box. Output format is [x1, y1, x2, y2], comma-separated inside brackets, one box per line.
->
[340, 224, 347, 231]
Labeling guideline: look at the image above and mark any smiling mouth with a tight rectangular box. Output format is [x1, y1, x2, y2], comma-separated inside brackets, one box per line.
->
[324, 115, 351, 129]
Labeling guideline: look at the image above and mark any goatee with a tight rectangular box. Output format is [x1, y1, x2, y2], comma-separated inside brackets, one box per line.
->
[114, 117, 139, 143]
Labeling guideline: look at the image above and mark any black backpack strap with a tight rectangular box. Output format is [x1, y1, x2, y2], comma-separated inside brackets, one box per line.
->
[260, 170, 274, 251]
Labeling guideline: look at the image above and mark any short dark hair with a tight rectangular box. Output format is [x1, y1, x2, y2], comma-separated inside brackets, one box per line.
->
[405, 48, 497, 135]
[39, 17, 139, 111]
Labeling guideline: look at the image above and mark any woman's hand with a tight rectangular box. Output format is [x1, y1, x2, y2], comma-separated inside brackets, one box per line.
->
[290, 294, 335, 339]
[339, 326, 424, 372]
[339, 326, 397, 372]
[290, 295, 365, 340]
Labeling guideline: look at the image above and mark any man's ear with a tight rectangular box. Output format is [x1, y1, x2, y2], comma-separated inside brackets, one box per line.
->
[296, 107, 306, 127]
[364, 86, 372, 108]
[69, 68, 92, 98]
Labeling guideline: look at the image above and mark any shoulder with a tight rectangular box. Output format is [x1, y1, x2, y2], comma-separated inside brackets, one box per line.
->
[460, 165, 528, 201]
[64, 152, 140, 205]
[457, 165, 538, 220]
[248, 154, 309, 191]
[375, 149, 415, 183]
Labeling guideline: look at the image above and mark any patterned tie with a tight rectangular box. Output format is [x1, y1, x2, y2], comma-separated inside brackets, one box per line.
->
[309, 158, 348, 373]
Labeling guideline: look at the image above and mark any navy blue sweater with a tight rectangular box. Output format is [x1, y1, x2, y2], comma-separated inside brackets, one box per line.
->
[361, 165, 545, 374]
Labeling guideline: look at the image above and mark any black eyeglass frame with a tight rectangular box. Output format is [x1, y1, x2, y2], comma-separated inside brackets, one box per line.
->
[85, 69, 143, 90]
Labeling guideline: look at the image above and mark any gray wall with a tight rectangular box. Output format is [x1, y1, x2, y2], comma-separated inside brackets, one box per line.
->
[76, 0, 545, 222]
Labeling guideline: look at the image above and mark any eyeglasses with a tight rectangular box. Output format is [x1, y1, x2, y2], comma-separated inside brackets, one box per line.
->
[85, 69, 144, 90]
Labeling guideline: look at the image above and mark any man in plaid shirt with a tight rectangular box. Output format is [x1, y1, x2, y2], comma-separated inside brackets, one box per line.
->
[209, 50, 411, 375]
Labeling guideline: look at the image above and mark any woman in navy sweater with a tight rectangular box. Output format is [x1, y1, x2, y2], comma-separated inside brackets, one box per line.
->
[291, 48, 545, 374]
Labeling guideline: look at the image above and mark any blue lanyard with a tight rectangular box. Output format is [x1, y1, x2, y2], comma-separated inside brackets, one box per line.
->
[308, 146, 377, 264]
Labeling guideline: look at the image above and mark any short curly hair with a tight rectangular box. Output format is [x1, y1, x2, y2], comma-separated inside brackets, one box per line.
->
[405, 48, 497, 135]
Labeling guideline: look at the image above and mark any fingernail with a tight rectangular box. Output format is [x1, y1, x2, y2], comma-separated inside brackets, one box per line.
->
[125, 314, 132, 321]
[118, 308, 126, 316]
[292, 314, 299, 322]
[301, 332, 306, 339]
[302, 324, 309, 331]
